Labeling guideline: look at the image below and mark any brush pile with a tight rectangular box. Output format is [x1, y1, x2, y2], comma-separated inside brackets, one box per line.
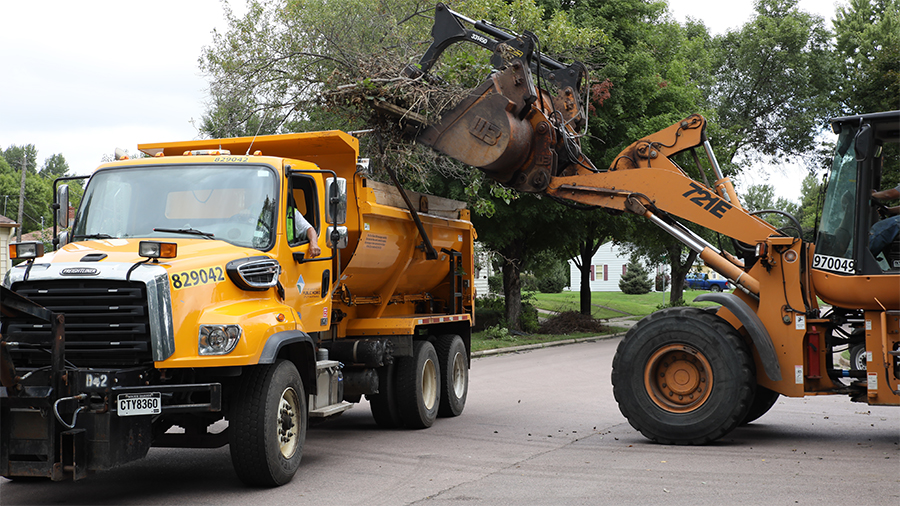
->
[536, 311, 609, 335]
[320, 53, 476, 183]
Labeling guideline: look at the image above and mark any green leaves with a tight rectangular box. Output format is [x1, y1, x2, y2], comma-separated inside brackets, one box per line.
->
[834, 0, 900, 113]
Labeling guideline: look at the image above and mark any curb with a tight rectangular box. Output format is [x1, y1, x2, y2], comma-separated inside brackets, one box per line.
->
[471, 332, 627, 358]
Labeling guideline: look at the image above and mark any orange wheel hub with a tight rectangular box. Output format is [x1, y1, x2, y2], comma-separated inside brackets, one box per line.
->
[644, 344, 713, 413]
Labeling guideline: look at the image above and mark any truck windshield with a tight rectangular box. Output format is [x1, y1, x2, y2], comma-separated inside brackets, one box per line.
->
[72, 165, 279, 250]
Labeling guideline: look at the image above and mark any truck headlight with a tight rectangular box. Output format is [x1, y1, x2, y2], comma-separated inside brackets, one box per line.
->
[198, 325, 242, 355]
[10, 241, 44, 260]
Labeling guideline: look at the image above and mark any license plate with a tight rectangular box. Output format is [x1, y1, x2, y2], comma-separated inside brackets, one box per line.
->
[117, 392, 162, 416]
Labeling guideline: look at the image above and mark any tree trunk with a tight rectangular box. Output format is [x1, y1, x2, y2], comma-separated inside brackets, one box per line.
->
[578, 240, 593, 315]
[500, 239, 525, 331]
[667, 242, 697, 304]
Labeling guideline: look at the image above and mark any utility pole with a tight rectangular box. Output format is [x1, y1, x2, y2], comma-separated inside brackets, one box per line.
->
[16, 153, 27, 242]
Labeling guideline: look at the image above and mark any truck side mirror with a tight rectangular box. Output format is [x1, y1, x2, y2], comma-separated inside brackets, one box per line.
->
[326, 226, 349, 249]
[325, 177, 347, 225]
[56, 231, 69, 249]
[57, 184, 70, 228]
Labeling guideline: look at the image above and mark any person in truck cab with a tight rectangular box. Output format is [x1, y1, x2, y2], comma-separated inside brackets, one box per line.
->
[288, 205, 321, 258]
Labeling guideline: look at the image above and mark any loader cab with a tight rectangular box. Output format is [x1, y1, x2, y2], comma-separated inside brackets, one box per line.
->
[815, 111, 900, 276]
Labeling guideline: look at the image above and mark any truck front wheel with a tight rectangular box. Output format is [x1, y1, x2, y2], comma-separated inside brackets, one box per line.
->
[396, 340, 440, 429]
[611, 307, 754, 445]
[229, 360, 307, 486]
[436, 334, 468, 417]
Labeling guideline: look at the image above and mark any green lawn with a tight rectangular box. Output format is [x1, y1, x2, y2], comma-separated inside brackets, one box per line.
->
[532, 290, 718, 318]
[472, 290, 719, 353]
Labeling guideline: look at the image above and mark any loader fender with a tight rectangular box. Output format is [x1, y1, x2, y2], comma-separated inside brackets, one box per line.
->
[695, 292, 782, 382]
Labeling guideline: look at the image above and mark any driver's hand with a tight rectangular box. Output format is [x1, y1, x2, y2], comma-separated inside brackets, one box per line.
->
[309, 243, 321, 258]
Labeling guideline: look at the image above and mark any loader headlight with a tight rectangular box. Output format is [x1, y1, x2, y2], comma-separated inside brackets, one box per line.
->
[198, 325, 242, 355]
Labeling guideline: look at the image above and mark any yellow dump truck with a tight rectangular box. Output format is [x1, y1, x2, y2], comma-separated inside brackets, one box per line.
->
[1, 131, 475, 486]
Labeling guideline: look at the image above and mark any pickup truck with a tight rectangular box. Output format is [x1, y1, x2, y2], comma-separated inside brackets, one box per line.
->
[684, 273, 730, 292]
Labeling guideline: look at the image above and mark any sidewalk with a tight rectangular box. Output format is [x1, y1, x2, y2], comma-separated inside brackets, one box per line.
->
[473, 314, 637, 358]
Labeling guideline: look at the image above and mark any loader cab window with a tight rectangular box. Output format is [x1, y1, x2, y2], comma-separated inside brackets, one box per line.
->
[287, 175, 319, 246]
[816, 128, 859, 261]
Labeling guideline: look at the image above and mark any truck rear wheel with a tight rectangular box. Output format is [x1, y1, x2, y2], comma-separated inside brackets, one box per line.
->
[369, 362, 403, 428]
[396, 340, 440, 429]
[850, 343, 867, 371]
[229, 360, 307, 487]
[436, 334, 468, 417]
[611, 307, 754, 445]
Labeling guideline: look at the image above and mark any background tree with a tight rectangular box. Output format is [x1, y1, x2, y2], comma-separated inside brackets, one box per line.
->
[1, 145, 39, 175]
[566, 210, 620, 315]
[571, 0, 718, 305]
[709, 0, 840, 168]
[833, 0, 900, 115]
[39, 154, 69, 181]
[0, 147, 81, 238]
[618, 255, 652, 294]
[742, 183, 801, 233]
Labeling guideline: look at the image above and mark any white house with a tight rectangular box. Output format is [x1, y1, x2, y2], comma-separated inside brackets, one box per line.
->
[472, 243, 494, 297]
[566, 241, 669, 292]
[0, 215, 18, 280]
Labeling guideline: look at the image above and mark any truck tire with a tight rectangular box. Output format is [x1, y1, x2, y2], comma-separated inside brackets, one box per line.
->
[435, 334, 468, 417]
[396, 340, 440, 429]
[740, 385, 780, 425]
[850, 343, 867, 371]
[611, 307, 754, 445]
[710, 284, 722, 292]
[369, 362, 403, 429]
[229, 360, 307, 487]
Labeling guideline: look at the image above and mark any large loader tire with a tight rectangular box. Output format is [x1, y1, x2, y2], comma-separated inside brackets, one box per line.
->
[369, 362, 403, 429]
[229, 360, 307, 487]
[396, 340, 440, 429]
[740, 385, 780, 425]
[435, 334, 468, 417]
[611, 307, 755, 445]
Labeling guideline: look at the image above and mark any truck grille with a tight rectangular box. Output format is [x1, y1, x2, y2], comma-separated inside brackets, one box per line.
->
[7, 280, 153, 368]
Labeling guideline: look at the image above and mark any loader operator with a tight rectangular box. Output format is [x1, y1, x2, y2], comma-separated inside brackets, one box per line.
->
[869, 183, 900, 260]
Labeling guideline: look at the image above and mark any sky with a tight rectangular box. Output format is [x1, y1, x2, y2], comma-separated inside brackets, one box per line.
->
[1, 0, 842, 208]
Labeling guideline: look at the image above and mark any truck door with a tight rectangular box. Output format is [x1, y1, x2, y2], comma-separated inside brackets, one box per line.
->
[282, 173, 331, 332]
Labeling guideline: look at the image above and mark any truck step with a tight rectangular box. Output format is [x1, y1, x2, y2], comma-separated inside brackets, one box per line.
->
[308, 401, 354, 418]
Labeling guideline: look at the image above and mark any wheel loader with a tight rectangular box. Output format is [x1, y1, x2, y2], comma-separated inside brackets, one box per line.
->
[402, 3, 899, 444]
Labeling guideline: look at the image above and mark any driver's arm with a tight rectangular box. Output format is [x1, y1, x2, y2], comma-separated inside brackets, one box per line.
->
[872, 187, 900, 200]
[306, 226, 321, 258]
[293, 209, 321, 258]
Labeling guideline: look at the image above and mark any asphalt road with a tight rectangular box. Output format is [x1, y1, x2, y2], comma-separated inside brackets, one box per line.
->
[2, 337, 898, 505]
